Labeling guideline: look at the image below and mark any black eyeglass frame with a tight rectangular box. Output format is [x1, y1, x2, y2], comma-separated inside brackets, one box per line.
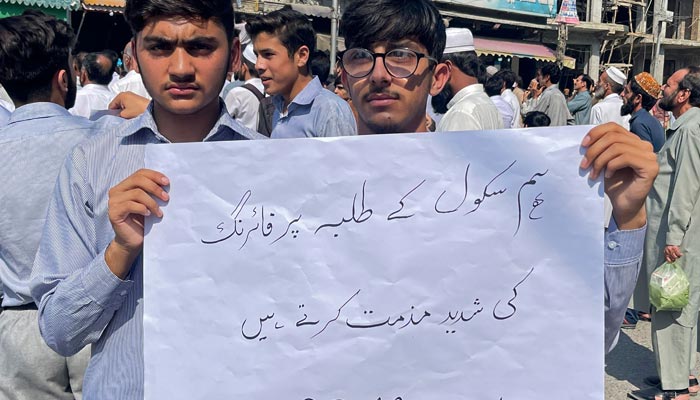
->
[340, 48, 438, 79]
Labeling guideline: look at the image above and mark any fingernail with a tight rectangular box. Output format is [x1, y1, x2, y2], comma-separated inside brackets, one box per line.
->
[581, 135, 591, 146]
[604, 169, 612, 179]
[144, 209, 151, 216]
[580, 156, 588, 168]
[161, 176, 169, 185]
[162, 191, 169, 200]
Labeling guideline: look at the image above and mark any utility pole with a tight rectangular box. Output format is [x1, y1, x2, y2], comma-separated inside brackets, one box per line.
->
[651, 0, 669, 82]
[329, 0, 339, 78]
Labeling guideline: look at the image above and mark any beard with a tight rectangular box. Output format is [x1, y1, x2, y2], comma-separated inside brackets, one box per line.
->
[431, 84, 453, 114]
[593, 85, 605, 99]
[658, 90, 677, 111]
[620, 99, 635, 116]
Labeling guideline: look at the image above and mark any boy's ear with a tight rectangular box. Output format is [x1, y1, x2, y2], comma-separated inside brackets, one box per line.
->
[430, 62, 450, 97]
[229, 36, 241, 75]
[295, 45, 310, 71]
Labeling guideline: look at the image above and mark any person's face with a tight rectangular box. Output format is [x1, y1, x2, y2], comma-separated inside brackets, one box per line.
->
[334, 83, 349, 101]
[658, 69, 689, 112]
[341, 39, 448, 134]
[594, 72, 608, 98]
[573, 75, 584, 91]
[253, 32, 306, 97]
[133, 17, 233, 117]
[620, 82, 638, 116]
[536, 70, 547, 86]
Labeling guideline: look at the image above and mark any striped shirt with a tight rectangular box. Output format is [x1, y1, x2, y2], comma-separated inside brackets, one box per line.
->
[30, 103, 264, 399]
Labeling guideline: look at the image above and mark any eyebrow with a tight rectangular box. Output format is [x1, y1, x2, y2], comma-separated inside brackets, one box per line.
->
[142, 35, 220, 47]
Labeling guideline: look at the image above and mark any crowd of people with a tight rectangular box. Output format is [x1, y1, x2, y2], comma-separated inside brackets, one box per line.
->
[0, 0, 696, 399]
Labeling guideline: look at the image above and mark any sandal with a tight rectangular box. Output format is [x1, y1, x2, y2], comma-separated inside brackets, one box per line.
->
[644, 376, 699, 396]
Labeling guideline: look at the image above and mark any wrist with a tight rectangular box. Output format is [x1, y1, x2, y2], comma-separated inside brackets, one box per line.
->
[104, 240, 139, 280]
[612, 204, 646, 231]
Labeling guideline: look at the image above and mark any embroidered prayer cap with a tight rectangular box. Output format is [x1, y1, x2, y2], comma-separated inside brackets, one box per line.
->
[633, 72, 661, 99]
[606, 66, 626, 86]
[243, 44, 257, 65]
[444, 28, 475, 54]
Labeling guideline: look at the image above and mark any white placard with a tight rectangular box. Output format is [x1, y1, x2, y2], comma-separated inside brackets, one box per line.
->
[144, 127, 603, 400]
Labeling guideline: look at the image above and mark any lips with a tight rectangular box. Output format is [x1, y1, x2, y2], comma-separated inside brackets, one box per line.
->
[166, 84, 198, 96]
[365, 92, 399, 107]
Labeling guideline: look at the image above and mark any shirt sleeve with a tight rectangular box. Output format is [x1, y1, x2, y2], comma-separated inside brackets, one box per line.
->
[589, 105, 602, 125]
[567, 94, 585, 114]
[665, 128, 700, 245]
[437, 109, 482, 132]
[316, 98, 358, 137]
[604, 220, 645, 353]
[30, 146, 134, 357]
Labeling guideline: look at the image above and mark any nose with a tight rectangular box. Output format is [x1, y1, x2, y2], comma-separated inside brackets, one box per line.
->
[255, 57, 265, 75]
[169, 48, 195, 82]
[369, 55, 391, 87]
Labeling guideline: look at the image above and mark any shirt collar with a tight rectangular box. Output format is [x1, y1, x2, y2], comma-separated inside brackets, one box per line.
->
[116, 100, 261, 142]
[669, 106, 700, 131]
[8, 102, 71, 125]
[272, 76, 322, 111]
[447, 84, 485, 109]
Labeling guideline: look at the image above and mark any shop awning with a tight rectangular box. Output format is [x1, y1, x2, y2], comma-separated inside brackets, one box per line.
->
[0, 0, 77, 9]
[474, 37, 576, 69]
[81, 0, 124, 12]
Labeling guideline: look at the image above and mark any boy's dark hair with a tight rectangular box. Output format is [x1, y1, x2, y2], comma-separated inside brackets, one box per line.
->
[341, 0, 446, 62]
[679, 65, 700, 107]
[628, 79, 658, 111]
[524, 111, 551, 127]
[82, 52, 115, 85]
[498, 70, 517, 90]
[580, 74, 594, 91]
[444, 51, 485, 83]
[0, 10, 75, 104]
[485, 74, 505, 97]
[540, 63, 561, 84]
[245, 7, 316, 59]
[310, 50, 330, 84]
[124, 0, 235, 41]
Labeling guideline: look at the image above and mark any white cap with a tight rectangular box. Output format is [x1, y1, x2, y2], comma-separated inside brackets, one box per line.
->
[444, 27, 475, 54]
[606, 66, 626, 86]
[242, 45, 257, 65]
[486, 65, 498, 77]
[236, 22, 251, 46]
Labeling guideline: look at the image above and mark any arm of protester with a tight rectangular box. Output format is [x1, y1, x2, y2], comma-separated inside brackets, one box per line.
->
[108, 91, 150, 119]
[29, 149, 136, 356]
[105, 169, 170, 280]
[581, 122, 658, 230]
[665, 127, 700, 248]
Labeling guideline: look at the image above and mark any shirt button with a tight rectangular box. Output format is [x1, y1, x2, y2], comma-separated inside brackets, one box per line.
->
[607, 241, 617, 250]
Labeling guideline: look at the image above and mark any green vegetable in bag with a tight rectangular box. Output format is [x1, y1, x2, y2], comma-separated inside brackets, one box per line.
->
[649, 261, 690, 311]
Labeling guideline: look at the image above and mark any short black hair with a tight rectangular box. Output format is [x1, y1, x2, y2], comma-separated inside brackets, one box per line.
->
[540, 63, 561, 84]
[580, 74, 594, 91]
[485, 74, 505, 97]
[524, 111, 551, 127]
[310, 50, 330, 84]
[246, 7, 316, 58]
[679, 65, 700, 107]
[341, 0, 445, 62]
[498, 70, 517, 90]
[628, 79, 658, 111]
[444, 51, 485, 83]
[0, 10, 75, 103]
[82, 52, 115, 85]
[124, 0, 235, 41]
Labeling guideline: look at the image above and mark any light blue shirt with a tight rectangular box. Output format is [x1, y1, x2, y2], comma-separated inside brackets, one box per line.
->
[30, 103, 265, 399]
[271, 76, 357, 138]
[0, 103, 10, 127]
[0, 102, 113, 307]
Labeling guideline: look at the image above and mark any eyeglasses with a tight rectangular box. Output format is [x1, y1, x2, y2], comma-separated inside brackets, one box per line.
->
[341, 48, 437, 79]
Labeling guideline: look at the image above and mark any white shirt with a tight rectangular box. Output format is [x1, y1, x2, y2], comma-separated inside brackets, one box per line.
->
[223, 78, 264, 131]
[108, 70, 151, 100]
[590, 93, 630, 129]
[501, 89, 522, 128]
[0, 102, 10, 127]
[69, 83, 114, 119]
[0, 86, 13, 110]
[490, 95, 514, 129]
[437, 84, 504, 132]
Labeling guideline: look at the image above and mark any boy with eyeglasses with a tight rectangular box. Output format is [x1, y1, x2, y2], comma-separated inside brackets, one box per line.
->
[246, 7, 356, 138]
[340, 0, 657, 359]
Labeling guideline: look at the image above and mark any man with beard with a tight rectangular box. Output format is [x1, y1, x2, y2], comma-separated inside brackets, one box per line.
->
[0, 10, 100, 398]
[436, 27, 502, 131]
[633, 66, 700, 400]
[621, 72, 665, 152]
[590, 66, 630, 129]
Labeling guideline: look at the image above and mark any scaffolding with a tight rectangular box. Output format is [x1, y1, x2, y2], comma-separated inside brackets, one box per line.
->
[600, 0, 648, 74]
